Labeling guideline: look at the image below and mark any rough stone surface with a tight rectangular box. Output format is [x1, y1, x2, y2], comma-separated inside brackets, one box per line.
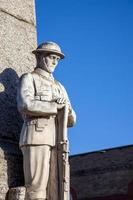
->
[0, 140, 24, 200]
[70, 145, 133, 200]
[0, 0, 37, 199]
[0, 0, 37, 141]
[0, 0, 36, 25]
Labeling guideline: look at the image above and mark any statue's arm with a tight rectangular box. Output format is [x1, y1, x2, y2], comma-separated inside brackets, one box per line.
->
[58, 82, 76, 127]
[17, 73, 57, 116]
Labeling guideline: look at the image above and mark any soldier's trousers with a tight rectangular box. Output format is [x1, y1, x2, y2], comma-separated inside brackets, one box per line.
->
[21, 145, 51, 200]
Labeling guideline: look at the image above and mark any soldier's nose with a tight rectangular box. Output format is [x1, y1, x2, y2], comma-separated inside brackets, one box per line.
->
[53, 60, 57, 65]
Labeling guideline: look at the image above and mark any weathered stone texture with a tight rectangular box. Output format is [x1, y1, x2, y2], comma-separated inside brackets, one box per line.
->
[70, 145, 133, 199]
[0, 0, 37, 199]
[0, 11, 36, 141]
[0, 0, 36, 25]
[0, 0, 37, 140]
[0, 140, 24, 200]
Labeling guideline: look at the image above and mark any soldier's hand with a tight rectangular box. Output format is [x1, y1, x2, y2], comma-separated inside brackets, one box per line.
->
[56, 98, 66, 104]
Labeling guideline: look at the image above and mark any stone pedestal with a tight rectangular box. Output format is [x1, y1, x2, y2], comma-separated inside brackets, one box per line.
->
[0, 0, 37, 199]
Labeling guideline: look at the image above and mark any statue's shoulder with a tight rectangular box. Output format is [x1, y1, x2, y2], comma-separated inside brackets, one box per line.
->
[19, 72, 34, 84]
[20, 72, 33, 79]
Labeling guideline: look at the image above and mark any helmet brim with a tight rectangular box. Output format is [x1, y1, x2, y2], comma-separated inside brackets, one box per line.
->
[32, 49, 65, 59]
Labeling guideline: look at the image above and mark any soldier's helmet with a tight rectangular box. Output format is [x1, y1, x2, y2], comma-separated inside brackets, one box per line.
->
[32, 41, 65, 59]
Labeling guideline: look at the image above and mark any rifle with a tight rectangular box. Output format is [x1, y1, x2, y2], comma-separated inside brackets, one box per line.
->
[59, 104, 70, 200]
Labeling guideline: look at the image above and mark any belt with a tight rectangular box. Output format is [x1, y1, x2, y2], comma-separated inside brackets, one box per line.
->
[25, 116, 56, 125]
[35, 95, 52, 101]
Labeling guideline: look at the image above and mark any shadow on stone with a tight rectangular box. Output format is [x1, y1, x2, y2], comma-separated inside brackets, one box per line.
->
[0, 68, 23, 141]
[0, 68, 24, 199]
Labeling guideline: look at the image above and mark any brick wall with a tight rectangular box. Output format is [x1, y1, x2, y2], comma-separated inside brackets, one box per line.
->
[70, 145, 133, 200]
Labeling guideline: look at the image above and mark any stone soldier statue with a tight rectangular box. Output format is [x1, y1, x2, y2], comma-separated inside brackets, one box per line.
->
[17, 42, 76, 200]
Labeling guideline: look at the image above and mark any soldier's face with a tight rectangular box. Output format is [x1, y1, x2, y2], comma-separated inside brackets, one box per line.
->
[43, 54, 60, 73]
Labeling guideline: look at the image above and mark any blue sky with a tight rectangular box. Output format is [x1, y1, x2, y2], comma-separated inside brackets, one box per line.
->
[35, 0, 133, 155]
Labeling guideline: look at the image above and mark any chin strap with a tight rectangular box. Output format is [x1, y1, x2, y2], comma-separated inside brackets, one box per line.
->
[43, 58, 49, 71]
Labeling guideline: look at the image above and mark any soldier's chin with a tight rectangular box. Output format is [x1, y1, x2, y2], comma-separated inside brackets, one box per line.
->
[47, 68, 55, 73]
